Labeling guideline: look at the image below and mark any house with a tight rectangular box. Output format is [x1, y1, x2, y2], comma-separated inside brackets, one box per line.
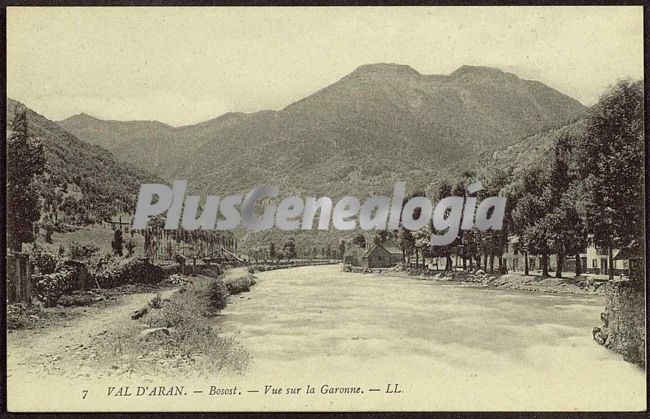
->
[585, 240, 627, 275]
[502, 235, 567, 273]
[343, 245, 365, 267]
[503, 234, 629, 276]
[362, 242, 402, 268]
[614, 240, 642, 280]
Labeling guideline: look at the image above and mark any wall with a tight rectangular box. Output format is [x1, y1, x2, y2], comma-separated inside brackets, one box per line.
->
[595, 280, 645, 367]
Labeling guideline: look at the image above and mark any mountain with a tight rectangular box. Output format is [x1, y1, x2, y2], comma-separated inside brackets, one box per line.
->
[54, 64, 588, 250]
[7, 98, 162, 225]
[59, 112, 174, 150]
[58, 64, 586, 199]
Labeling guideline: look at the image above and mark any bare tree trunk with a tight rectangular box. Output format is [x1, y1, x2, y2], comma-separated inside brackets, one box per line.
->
[446, 255, 452, 271]
[524, 251, 529, 276]
[608, 246, 614, 280]
[489, 254, 495, 274]
[555, 253, 563, 278]
[541, 253, 549, 277]
[575, 252, 581, 278]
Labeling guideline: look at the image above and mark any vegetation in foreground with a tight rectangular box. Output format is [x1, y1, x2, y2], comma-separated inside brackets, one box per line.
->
[81, 273, 252, 378]
[113, 275, 250, 377]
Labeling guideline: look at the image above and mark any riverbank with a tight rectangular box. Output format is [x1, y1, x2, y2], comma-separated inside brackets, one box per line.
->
[345, 265, 608, 295]
[250, 259, 339, 272]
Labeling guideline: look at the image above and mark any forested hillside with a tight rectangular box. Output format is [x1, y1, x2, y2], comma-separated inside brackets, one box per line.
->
[7, 98, 162, 227]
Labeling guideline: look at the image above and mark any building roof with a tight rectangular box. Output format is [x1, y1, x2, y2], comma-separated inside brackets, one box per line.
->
[614, 240, 642, 260]
[344, 244, 365, 256]
[363, 242, 402, 257]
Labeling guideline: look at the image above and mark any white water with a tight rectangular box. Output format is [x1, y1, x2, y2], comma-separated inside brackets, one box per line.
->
[217, 265, 646, 411]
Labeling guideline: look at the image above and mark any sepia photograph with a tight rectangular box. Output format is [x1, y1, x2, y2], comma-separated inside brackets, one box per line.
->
[4, 5, 646, 412]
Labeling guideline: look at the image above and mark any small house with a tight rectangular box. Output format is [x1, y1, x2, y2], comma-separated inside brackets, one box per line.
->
[614, 240, 642, 280]
[362, 242, 402, 268]
[343, 245, 365, 267]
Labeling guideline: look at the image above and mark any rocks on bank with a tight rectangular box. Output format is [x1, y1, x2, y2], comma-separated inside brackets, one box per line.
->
[344, 264, 607, 295]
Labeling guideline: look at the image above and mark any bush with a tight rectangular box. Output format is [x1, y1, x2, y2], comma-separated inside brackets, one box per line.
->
[29, 248, 57, 274]
[94, 257, 164, 288]
[224, 274, 257, 295]
[148, 293, 163, 309]
[207, 280, 229, 311]
[68, 242, 100, 259]
[7, 303, 43, 330]
[33, 270, 75, 306]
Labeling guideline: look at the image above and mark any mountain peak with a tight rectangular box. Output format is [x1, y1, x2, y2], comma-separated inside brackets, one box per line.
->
[449, 65, 519, 81]
[61, 112, 102, 123]
[348, 63, 420, 78]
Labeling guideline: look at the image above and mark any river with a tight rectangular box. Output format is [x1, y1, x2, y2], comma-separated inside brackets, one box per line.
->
[216, 265, 645, 411]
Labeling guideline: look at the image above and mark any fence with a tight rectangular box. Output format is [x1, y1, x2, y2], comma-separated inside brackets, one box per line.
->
[7, 252, 32, 304]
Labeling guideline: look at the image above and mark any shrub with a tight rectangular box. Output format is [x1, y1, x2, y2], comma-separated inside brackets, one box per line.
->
[207, 280, 229, 311]
[224, 274, 257, 295]
[94, 257, 164, 288]
[33, 269, 75, 306]
[7, 303, 43, 330]
[29, 248, 57, 274]
[68, 241, 100, 259]
[148, 293, 163, 309]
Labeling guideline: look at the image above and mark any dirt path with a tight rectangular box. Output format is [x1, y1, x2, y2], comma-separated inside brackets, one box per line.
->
[7, 286, 178, 380]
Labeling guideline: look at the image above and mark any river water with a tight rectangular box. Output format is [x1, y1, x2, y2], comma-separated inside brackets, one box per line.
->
[217, 265, 645, 411]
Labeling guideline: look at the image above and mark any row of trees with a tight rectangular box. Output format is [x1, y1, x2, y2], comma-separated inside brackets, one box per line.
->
[351, 81, 642, 280]
[250, 237, 351, 264]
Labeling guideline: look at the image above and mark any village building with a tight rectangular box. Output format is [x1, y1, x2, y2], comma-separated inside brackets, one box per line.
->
[362, 242, 402, 268]
[614, 240, 642, 280]
[343, 244, 365, 267]
[502, 234, 629, 276]
[585, 243, 627, 276]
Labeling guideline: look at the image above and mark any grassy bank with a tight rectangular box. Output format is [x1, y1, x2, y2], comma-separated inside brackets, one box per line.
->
[102, 269, 257, 377]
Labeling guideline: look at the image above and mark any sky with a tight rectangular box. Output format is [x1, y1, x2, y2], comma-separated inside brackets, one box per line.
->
[7, 6, 644, 127]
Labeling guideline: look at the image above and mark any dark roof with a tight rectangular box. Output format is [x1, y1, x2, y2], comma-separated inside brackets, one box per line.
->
[382, 241, 402, 254]
[614, 240, 642, 260]
[344, 244, 365, 256]
[363, 242, 402, 257]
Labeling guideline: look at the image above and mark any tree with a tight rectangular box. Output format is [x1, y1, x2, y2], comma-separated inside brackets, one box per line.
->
[112, 229, 124, 256]
[41, 220, 55, 244]
[283, 237, 297, 261]
[541, 134, 590, 278]
[352, 234, 366, 249]
[513, 167, 553, 277]
[7, 106, 45, 251]
[338, 240, 346, 261]
[433, 180, 455, 270]
[574, 81, 644, 280]
[269, 242, 277, 261]
[125, 237, 136, 257]
[398, 226, 415, 264]
[373, 230, 389, 245]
